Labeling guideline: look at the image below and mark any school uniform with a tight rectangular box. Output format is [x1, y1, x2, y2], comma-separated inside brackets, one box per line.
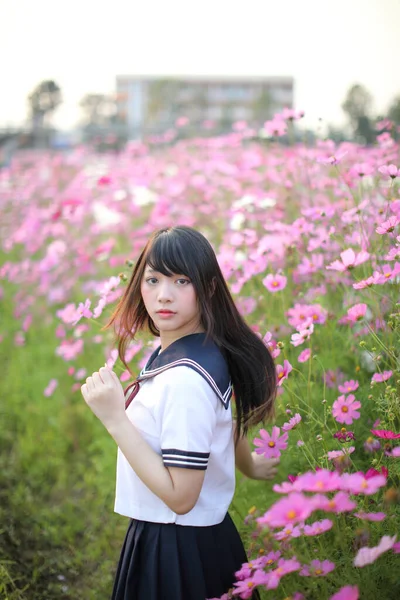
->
[111, 332, 260, 600]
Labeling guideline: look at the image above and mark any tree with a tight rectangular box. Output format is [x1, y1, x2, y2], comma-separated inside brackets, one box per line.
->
[388, 95, 400, 127]
[342, 84, 375, 143]
[79, 93, 118, 127]
[27, 80, 62, 129]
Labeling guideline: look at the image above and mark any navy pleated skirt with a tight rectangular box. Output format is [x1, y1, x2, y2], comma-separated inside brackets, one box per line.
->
[111, 512, 260, 600]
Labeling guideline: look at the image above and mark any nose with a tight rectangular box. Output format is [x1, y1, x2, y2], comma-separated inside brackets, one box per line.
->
[157, 279, 173, 303]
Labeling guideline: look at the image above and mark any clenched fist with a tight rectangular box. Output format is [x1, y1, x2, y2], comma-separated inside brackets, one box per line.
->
[81, 365, 126, 429]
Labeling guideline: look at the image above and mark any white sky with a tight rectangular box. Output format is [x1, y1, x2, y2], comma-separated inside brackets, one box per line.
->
[0, 0, 399, 132]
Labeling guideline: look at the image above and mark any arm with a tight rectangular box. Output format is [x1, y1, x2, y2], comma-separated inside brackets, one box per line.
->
[81, 366, 206, 516]
[107, 417, 204, 515]
[233, 419, 280, 480]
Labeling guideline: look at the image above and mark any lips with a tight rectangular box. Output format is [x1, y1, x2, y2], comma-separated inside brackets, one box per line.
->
[157, 310, 175, 314]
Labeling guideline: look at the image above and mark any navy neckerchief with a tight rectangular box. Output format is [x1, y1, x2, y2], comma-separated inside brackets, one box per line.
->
[124, 332, 232, 410]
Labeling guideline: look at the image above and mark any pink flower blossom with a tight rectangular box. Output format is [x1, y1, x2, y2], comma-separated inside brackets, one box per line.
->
[303, 519, 333, 536]
[349, 162, 374, 177]
[44, 378, 58, 397]
[257, 493, 315, 528]
[330, 585, 359, 600]
[371, 428, 400, 439]
[293, 469, 342, 493]
[265, 558, 301, 589]
[232, 569, 268, 598]
[371, 262, 400, 285]
[253, 426, 288, 459]
[326, 248, 370, 272]
[262, 272, 287, 292]
[354, 511, 386, 521]
[276, 359, 293, 386]
[274, 523, 303, 540]
[318, 150, 348, 165]
[376, 215, 400, 234]
[385, 446, 400, 457]
[378, 164, 400, 179]
[346, 303, 367, 322]
[327, 446, 355, 459]
[291, 323, 314, 347]
[300, 559, 335, 576]
[340, 473, 387, 495]
[298, 348, 311, 362]
[282, 413, 302, 432]
[263, 118, 287, 137]
[338, 380, 359, 393]
[332, 395, 361, 424]
[371, 370, 392, 383]
[313, 491, 356, 513]
[354, 535, 397, 567]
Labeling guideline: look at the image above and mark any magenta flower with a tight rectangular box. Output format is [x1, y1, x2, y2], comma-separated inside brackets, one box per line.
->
[354, 535, 397, 567]
[338, 380, 359, 393]
[300, 559, 335, 576]
[314, 491, 356, 513]
[263, 118, 287, 137]
[44, 378, 58, 397]
[364, 436, 381, 452]
[298, 348, 311, 362]
[291, 323, 314, 347]
[371, 428, 400, 439]
[282, 413, 302, 432]
[253, 426, 288, 458]
[317, 150, 348, 165]
[262, 272, 287, 292]
[330, 585, 359, 600]
[327, 446, 355, 459]
[274, 523, 303, 540]
[354, 511, 386, 522]
[340, 472, 386, 495]
[346, 303, 367, 322]
[326, 248, 370, 272]
[376, 215, 400, 234]
[293, 469, 342, 493]
[257, 492, 315, 528]
[385, 446, 400, 457]
[378, 164, 399, 179]
[276, 359, 293, 386]
[371, 370, 392, 383]
[303, 519, 333, 536]
[266, 558, 301, 589]
[332, 394, 361, 424]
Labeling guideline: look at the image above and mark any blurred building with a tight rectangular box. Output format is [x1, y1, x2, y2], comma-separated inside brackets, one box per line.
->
[116, 75, 294, 138]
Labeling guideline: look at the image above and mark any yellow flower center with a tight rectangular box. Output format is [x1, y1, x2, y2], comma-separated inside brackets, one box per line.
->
[315, 569, 323, 575]
[272, 281, 279, 287]
[287, 510, 296, 520]
[268, 441, 276, 448]
[342, 406, 349, 413]
[278, 372, 284, 379]
[247, 582, 254, 588]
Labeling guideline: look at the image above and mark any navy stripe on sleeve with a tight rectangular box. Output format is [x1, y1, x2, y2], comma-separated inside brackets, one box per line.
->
[161, 449, 210, 470]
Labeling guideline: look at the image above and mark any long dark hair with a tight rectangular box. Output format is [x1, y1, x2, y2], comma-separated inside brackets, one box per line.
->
[103, 226, 277, 442]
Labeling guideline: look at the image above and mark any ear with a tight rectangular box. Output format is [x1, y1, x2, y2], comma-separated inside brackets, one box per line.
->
[209, 277, 217, 297]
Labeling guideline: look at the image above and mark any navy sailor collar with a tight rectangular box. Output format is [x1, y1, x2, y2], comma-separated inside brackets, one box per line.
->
[138, 332, 232, 409]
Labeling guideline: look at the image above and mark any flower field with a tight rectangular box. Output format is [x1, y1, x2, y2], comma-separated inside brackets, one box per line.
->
[1, 115, 399, 599]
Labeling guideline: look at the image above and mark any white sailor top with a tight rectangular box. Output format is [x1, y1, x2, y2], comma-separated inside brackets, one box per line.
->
[114, 332, 236, 526]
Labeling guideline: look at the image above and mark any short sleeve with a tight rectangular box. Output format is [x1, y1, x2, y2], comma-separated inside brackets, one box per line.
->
[156, 366, 218, 470]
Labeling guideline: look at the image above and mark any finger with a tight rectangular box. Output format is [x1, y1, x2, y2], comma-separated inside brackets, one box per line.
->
[86, 376, 95, 392]
[99, 366, 116, 385]
[92, 372, 104, 387]
[81, 383, 87, 398]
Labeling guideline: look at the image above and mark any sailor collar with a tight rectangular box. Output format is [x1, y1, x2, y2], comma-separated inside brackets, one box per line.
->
[124, 332, 232, 410]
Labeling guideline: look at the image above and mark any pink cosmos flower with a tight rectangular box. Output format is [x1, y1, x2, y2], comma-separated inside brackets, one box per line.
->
[371, 428, 400, 439]
[371, 262, 400, 284]
[291, 322, 314, 347]
[293, 469, 342, 493]
[44, 378, 58, 397]
[232, 568, 268, 598]
[263, 118, 287, 137]
[317, 150, 348, 165]
[365, 466, 388, 479]
[274, 523, 303, 540]
[298, 348, 311, 362]
[330, 585, 359, 600]
[257, 493, 315, 528]
[332, 395, 361, 425]
[313, 491, 356, 513]
[265, 558, 301, 589]
[353, 276, 375, 289]
[385, 446, 400, 457]
[262, 272, 287, 292]
[300, 559, 335, 576]
[371, 371, 392, 383]
[354, 535, 397, 567]
[393, 543, 400, 553]
[338, 380, 359, 393]
[349, 162, 374, 177]
[282, 413, 302, 432]
[354, 511, 386, 521]
[326, 248, 370, 272]
[346, 303, 367, 322]
[340, 473, 387, 495]
[327, 446, 355, 459]
[276, 360, 292, 386]
[303, 519, 333, 536]
[376, 215, 400, 234]
[378, 164, 399, 179]
[262, 331, 281, 359]
[253, 426, 288, 459]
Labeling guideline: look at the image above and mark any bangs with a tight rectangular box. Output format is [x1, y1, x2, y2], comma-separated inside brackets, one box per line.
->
[145, 232, 192, 277]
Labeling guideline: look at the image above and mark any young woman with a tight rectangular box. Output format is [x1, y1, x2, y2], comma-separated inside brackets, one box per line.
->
[81, 226, 278, 600]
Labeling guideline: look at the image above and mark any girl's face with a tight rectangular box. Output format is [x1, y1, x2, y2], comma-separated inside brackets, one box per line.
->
[141, 267, 204, 345]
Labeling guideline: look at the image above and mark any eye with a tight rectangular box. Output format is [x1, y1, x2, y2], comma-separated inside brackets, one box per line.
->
[145, 277, 158, 284]
[176, 278, 190, 285]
